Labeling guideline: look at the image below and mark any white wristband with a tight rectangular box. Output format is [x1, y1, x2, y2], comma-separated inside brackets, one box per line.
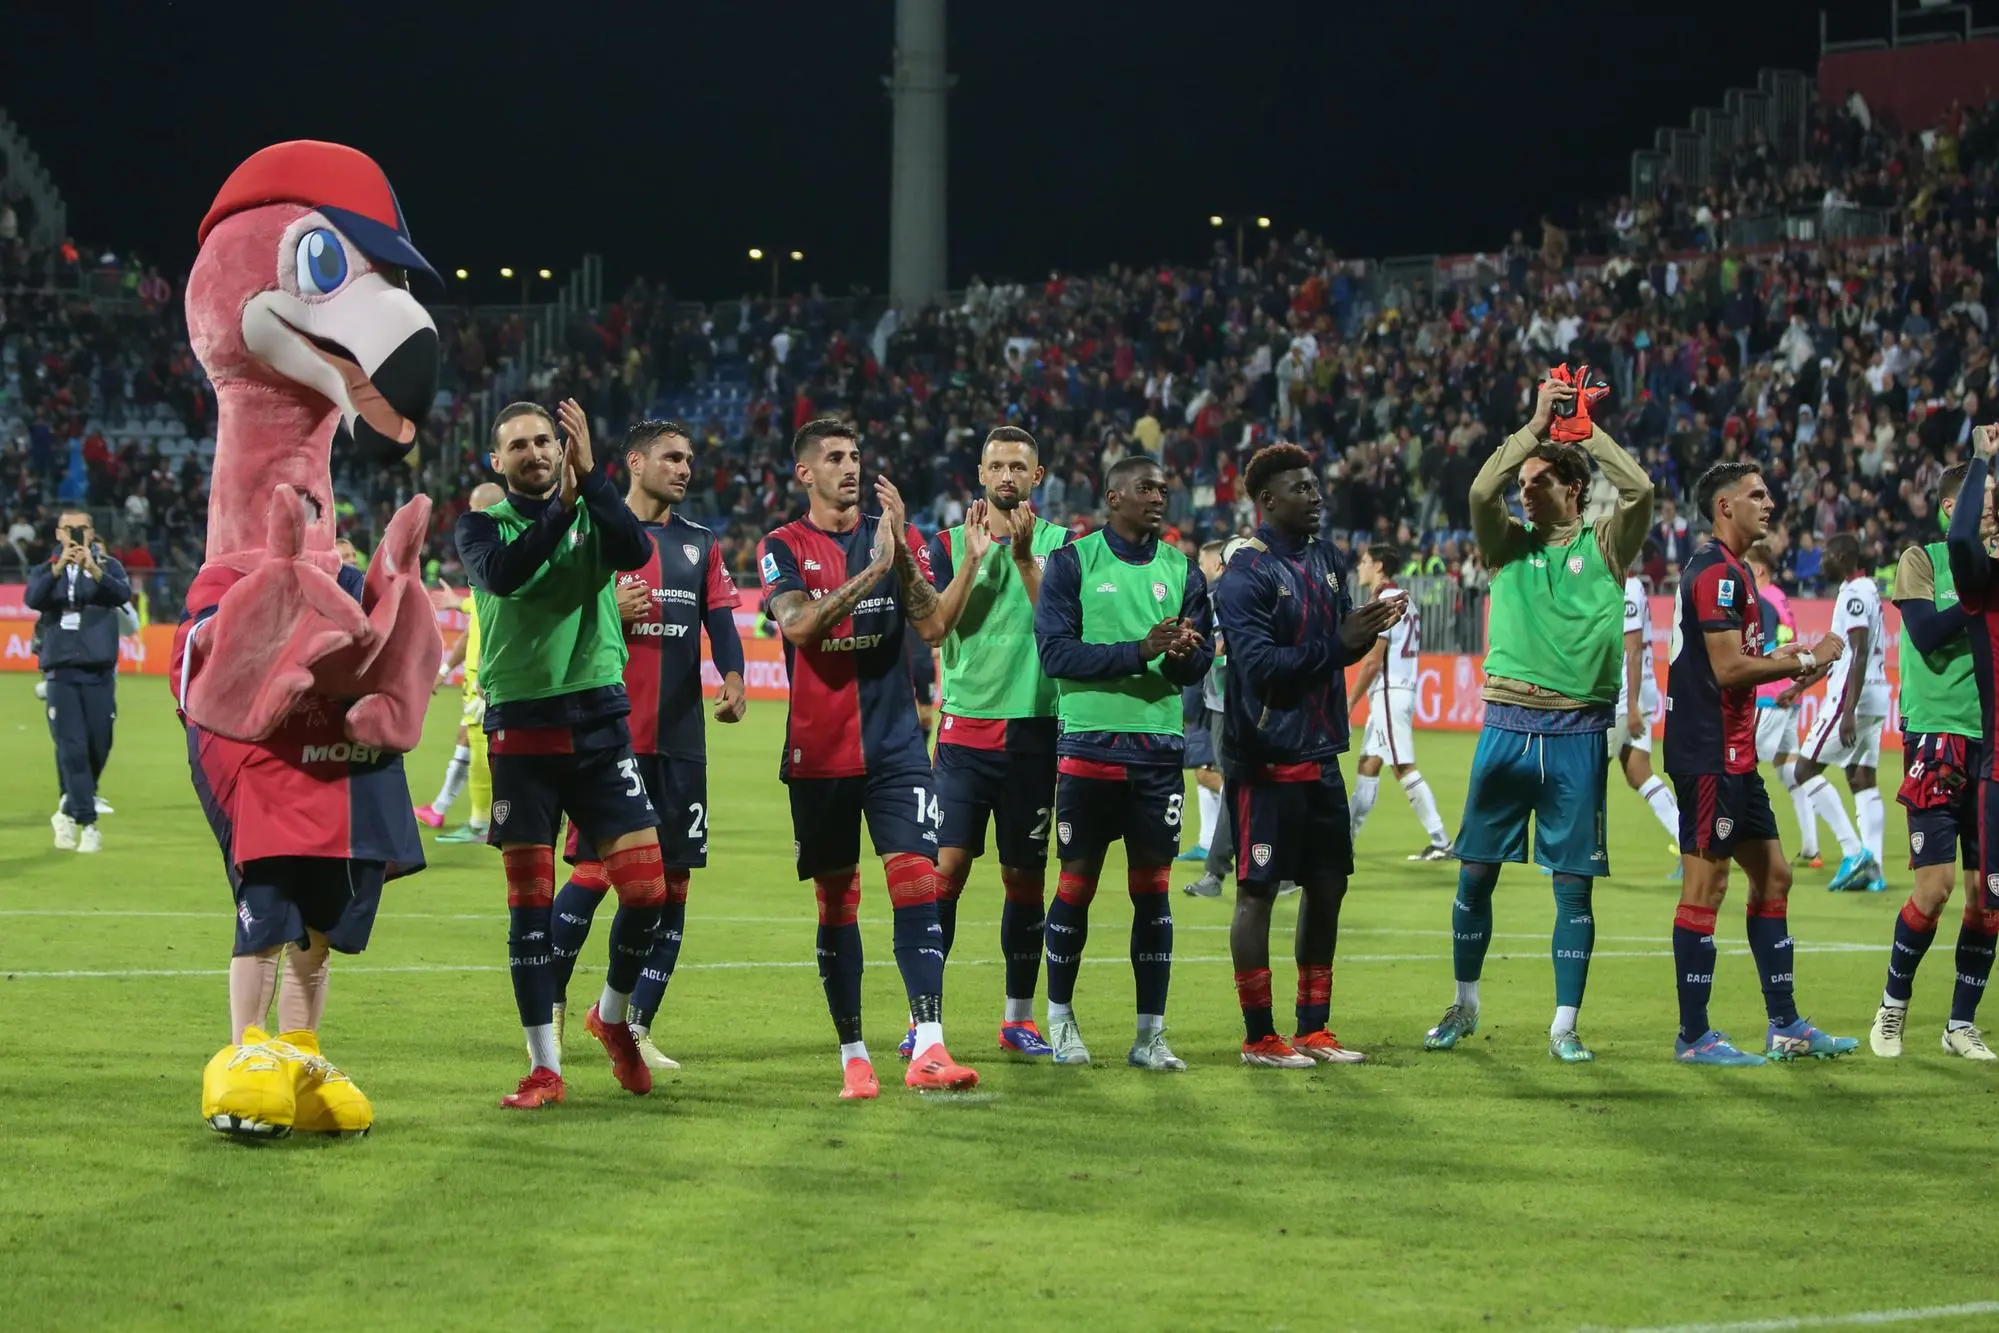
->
[1794, 650, 1815, 676]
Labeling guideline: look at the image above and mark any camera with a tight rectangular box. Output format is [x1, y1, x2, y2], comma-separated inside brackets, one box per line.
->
[65, 524, 88, 546]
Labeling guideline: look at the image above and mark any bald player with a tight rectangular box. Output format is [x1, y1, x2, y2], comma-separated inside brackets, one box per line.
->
[424, 481, 507, 843]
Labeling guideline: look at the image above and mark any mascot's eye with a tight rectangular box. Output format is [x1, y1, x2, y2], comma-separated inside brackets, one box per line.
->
[295, 229, 349, 296]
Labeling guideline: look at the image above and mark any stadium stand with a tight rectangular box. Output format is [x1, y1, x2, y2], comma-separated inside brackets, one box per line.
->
[3, 85, 1994, 643]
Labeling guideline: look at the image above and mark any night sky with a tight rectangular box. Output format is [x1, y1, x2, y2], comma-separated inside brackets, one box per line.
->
[4, 0, 1827, 301]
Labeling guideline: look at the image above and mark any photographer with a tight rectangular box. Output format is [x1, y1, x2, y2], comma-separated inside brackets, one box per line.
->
[25, 510, 131, 854]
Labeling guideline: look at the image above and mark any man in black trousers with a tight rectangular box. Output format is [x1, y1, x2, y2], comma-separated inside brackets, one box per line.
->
[27, 509, 130, 854]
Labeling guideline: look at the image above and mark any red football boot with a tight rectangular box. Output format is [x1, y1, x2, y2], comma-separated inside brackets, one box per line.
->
[585, 1004, 653, 1095]
[840, 1057, 880, 1101]
[906, 1043, 979, 1092]
[500, 1066, 566, 1109]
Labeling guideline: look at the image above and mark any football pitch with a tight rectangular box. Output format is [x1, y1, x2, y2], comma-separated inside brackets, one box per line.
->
[5, 674, 1999, 1333]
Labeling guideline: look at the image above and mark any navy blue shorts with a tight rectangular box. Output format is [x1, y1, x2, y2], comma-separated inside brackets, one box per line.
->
[232, 856, 384, 956]
[487, 718, 660, 850]
[1053, 760, 1183, 867]
[1226, 763, 1354, 888]
[787, 768, 940, 879]
[1900, 732, 1980, 872]
[1672, 771, 1782, 858]
[934, 742, 1055, 867]
[567, 754, 709, 869]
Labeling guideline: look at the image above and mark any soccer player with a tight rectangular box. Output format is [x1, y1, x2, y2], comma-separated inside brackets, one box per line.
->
[1873, 451, 1999, 1057]
[1178, 541, 1229, 865]
[1219, 445, 1404, 1067]
[543, 420, 748, 1071]
[1744, 544, 1823, 870]
[1944, 429, 1999, 922]
[759, 416, 976, 1100]
[1424, 372, 1652, 1063]
[925, 425, 1071, 1058]
[457, 399, 668, 1110]
[1034, 454, 1213, 1071]
[1793, 533, 1888, 892]
[421, 481, 504, 841]
[1665, 461, 1856, 1065]
[1606, 556, 1682, 871]
[1346, 543, 1453, 860]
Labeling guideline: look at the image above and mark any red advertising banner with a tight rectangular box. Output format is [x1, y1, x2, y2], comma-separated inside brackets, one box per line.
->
[1819, 40, 1999, 135]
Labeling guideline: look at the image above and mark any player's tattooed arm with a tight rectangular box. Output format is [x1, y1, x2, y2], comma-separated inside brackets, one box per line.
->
[767, 566, 889, 649]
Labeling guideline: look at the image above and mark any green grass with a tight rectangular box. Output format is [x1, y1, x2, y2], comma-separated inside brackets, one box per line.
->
[4, 674, 1999, 1333]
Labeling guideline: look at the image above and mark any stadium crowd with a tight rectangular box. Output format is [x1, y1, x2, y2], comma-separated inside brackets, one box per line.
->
[4, 92, 1997, 622]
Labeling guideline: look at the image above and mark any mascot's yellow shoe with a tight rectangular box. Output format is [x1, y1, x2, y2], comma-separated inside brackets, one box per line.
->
[277, 1030, 375, 1137]
[201, 1025, 296, 1140]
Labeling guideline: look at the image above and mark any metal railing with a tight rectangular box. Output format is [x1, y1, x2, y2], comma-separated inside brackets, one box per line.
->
[1720, 206, 1899, 249]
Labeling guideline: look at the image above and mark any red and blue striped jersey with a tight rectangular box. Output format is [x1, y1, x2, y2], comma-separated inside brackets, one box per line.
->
[622, 515, 742, 760]
[1665, 540, 1762, 777]
[758, 513, 933, 780]
[170, 562, 425, 874]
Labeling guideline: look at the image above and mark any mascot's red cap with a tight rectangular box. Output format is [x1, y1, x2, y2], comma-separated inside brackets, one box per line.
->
[197, 139, 437, 281]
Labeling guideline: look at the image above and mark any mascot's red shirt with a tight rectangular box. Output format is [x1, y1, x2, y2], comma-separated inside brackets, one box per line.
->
[170, 563, 425, 874]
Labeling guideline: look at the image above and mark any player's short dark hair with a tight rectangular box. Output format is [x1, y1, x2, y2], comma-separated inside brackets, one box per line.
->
[1743, 541, 1776, 571]
[490, 401, 554, 450]
[1939, 461, 1972, 510]
[1822, 532, 1860, 578]
[1695, 460, 1761, 521]
[794, 417, 859, 461]
[984, 425, 1039, 456]
[1366, 543, 1401, 573]
[1244, 443, 1313, 502]
[1523, 442, 1592, 511]
[626, 419, 692, 456]
[1105, 453, 1164, 494]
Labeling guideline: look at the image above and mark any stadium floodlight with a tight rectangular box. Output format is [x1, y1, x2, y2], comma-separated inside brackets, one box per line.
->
[499, 267, 514, 279]
[748, 248, 764, 261]
[789, 250, 804, 262]
[1256, 216, 1272, 229]
[1208, 215, 1224, 227]
[537, 268, 553, 280]
[453, 268, 469, 281]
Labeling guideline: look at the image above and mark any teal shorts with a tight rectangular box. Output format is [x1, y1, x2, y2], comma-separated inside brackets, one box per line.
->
[1455, 724, 1610, 877]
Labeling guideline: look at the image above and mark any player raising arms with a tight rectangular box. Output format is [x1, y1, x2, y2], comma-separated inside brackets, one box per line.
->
[924, 425, 1072, 1059]
[545, 420, 747, 1072]
[1220, 445, 1404, 1067]
[759, 417, 975, 1100]
[1345, 544, 1453, 860]
[1034, 454, 1213, 1070]
[458, 400, 668, 1109]
[1945, 431, 1999, 918]
[1608, 555, 1682, 872]
[1664, 462, 1856, 1065]
[1424, 370, 1652, 1063]
[1869, 457, 1999, 1059]
[1793, 533, 1889, 892]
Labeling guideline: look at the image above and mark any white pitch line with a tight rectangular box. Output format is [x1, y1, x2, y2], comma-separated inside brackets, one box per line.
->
[1591, 1300, 1999, 1332]
[0, 942, 1884, 981]
[0, 911, 1883, 950]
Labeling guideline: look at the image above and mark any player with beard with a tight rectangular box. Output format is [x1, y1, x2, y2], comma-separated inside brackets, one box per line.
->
[920, 426, 1072, 1059]
[758, 417, 976, 1099]
[546, 420, 746, 1072]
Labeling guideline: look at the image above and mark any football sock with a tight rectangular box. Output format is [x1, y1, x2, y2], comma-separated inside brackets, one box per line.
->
[228, 951, 279, 1043]
[1196, 785, 1222, 851]
[1452, 861, 1500, 986]
[884, 853, 946, 1013]
[276, 941, 329, 1033]
[1044, 870, 1098, 1007]
[1401, 770, 1449, 845]
[1790, 788, 1819, 858]
[838, 1040, 870, 1068]
[598, 985, 630, 1025]
[1550, 873, 1595, 1011]
[433, 744, 470, 814]
[1951, 903, 1999, 1026]
[814, 871, 865, 1044]
[1235, 966, 1276, 1041]
[935, 870, 964, 961]
[549, 860, 611, 999]
[1135, 1012, 1165, 1036]
[1637, 776, 1679, 841]
[1855, 788, 1885, 865]
[999, 867, 1046, 1011]
[1127, 865, 1173, 1019]
[1745, 898, 1798, 1026]
[1884, 897, 1939, 1006]
[1349, 774, 1380, 837]
[525, 1024, 560, 1074]
[467, 738, 491, 828]
[1553, 1004, 1580, 1038]
[630, 870, 689, 1030]
[1296, 963, 1332, 1036]
[1800, 775, 1862, 857]
[1672, 903, 1719, 1042]
[504, 845, 559, 1040]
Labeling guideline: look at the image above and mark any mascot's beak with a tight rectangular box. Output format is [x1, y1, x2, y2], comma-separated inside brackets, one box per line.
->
[242, 241, 439, 469]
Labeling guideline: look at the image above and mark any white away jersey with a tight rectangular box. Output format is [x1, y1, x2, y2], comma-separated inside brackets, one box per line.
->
[1376, 583, 1421, 691]
[1826, 574, 1890, 717]
[1617, 577, 1660, 715]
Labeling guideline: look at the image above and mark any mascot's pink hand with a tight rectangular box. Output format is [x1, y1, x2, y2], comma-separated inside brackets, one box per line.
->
[184, 487, 370, 741]
[341, 496, 445, 753]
